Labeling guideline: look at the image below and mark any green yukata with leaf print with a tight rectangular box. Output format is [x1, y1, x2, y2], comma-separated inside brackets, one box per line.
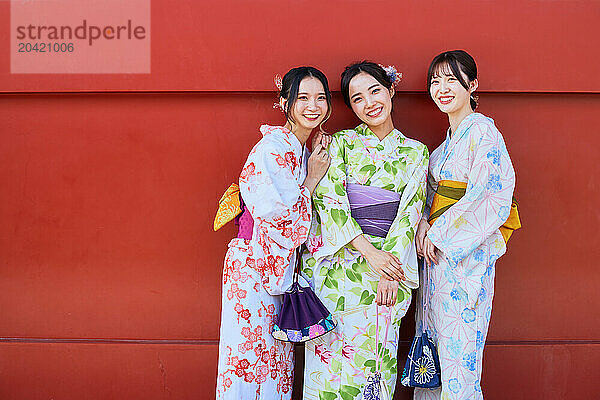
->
[301, 124, 429, 400]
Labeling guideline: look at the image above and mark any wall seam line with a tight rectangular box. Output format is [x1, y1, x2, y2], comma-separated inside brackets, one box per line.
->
[1, 338, 599, 346]
[1, 90, 599, 96]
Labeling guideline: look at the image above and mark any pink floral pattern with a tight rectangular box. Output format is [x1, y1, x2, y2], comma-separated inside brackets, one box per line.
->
[308, 324, 326, 339]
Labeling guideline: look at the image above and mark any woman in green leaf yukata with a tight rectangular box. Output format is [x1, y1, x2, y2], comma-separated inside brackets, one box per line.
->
[301, 61, 429, 399]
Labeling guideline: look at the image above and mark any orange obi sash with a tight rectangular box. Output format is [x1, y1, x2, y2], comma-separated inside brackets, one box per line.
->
[213, 183, 243, 231]
[427, 180, 521, 243]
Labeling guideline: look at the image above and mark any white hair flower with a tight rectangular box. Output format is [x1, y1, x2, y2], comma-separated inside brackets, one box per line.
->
[380, 65, 402, 86]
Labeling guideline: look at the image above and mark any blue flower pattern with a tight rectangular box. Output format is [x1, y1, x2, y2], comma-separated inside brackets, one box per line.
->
[414, 114, 515, 400]
[476, 331, 485, 350]
[473, 249, 485, 262]
[486, 174, 502, 193]
[449, 286, 468, 303]
[462, 352, 477, 371]
[440, 169, 453, 179]
[498, 205, 510, 221]
[286, 330, 302, 341]
[486, 147, 500, 165]
[449, 250, 463, 267]
[447, 338, 463, 359]
[450, 288, 460, 301]
[461, 308, 476, 323]
[448, 378, 462, 394]
[478, 287, 487, 303]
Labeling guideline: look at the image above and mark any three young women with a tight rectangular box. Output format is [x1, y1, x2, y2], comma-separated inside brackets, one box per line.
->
[215, 66, 332, 400]
[301, 61, 429, 399]
[414, 50, 516, 400]
[216, 50, 516, 400]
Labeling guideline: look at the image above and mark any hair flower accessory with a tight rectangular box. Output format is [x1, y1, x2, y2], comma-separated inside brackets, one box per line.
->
[274, 74, 283, 92]
[273, 74, 284, 110]
[379, 64, 402, 86]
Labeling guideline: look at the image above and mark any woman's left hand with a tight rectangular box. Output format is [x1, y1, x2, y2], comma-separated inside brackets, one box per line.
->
[376, 277, 399, 306]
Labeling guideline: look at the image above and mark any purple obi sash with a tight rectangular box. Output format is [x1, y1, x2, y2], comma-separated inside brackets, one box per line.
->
[346, 183, 400, 238]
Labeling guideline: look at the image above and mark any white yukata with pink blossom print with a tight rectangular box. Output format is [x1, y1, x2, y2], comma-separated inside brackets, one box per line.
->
[216, 125, 311, 400]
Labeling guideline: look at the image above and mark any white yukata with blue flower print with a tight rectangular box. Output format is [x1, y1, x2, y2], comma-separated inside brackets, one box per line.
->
[415, 113, 515, 400]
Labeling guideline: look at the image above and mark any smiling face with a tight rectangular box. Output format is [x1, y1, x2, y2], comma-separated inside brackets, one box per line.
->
[282, 76, 329, 132]
[429, 62, 478, 116]
[348, 72, 394, 129]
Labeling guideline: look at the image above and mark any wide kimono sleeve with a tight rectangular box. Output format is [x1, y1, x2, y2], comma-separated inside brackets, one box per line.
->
[427, 122, 515, 267]
[311, 133, 363, 263]
[239, 140, 312, 294]
[381, 143, 429, 289]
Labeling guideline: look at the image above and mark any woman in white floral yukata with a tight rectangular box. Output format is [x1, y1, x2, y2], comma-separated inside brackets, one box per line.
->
[414, 50, 517, 400]
[301, 61, 429, 399]
[215, 66, 332, 400]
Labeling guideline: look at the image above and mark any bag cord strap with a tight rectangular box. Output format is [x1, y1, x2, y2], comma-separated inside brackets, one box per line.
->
[375, 304, 391, 373]
[422, 259, 430, 333]
[292, 145, 306, 286]
[293, 244, 304, 284]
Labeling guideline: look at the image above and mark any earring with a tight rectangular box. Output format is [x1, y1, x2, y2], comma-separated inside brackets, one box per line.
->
[470, 92, 480, 107]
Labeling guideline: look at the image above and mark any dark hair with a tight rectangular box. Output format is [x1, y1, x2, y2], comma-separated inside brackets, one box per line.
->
[340, 61, 393, 108]
[279, 66, 332, 132]
[427, 50, 478, 110]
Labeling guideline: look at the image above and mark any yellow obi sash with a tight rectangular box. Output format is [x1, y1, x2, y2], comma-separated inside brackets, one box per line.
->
[213, 183, 243, 231]
[428, 180, 521, 243]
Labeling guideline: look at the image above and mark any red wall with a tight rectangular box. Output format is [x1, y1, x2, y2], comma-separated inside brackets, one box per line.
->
[1, 1, 598, 399]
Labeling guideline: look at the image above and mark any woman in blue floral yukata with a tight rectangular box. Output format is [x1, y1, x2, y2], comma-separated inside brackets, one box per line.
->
[301, 61, 429, 399]
[414, 50, 517, 400]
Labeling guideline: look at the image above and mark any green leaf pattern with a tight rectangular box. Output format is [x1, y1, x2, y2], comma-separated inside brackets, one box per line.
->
[301, 125, 429, 399]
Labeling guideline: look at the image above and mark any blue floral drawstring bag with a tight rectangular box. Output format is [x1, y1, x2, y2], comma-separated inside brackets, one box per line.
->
[401, 259, 441, 388]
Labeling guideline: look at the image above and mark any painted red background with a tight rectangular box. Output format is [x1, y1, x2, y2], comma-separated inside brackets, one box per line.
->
[1, 1, 598, 399]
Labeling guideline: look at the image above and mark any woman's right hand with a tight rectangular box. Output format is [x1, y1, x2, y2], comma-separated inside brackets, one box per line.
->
[376, 276, 399, 306]
[415, 218, 430, 258]
[304, 143, 330, 195]
[364, 248, 405, 282]
[423, 236, 439, 266]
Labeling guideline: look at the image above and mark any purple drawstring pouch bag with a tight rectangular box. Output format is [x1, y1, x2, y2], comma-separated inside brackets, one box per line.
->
[272, 246, 336, 342]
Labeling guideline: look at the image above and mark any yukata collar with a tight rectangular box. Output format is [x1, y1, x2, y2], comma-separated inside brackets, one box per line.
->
[259, 124, 303, 156]
[445, 112, 483, 141]
[356, 123, 405, 144]
[440, 112, 483, 170]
